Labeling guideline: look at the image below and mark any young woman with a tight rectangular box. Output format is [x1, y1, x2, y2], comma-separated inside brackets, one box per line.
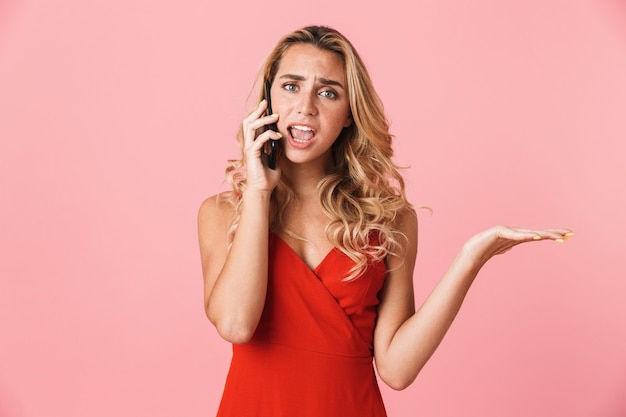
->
[198, 25, 572, 416]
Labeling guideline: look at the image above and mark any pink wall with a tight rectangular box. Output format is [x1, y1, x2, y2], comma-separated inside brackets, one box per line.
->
[1, 1, 624, 416]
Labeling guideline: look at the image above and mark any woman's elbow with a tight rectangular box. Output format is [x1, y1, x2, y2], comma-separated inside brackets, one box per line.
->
[381, 376, 415, 391]
[216, 324, 256, 344]
[376, 363, 421, 391]
[206, 308, 257, 344]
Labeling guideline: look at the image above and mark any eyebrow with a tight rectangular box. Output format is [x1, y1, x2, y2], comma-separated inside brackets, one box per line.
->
[279, 74, 346, 90]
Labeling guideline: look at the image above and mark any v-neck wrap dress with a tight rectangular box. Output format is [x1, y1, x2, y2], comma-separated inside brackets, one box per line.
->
[215, 232, 389, 417]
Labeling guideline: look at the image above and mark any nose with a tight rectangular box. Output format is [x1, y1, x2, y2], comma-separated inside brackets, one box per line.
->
[296, 90, 318, 116]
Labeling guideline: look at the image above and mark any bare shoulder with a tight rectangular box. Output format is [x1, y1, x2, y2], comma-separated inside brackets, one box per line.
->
[197, 191, 237, 258]
[198, 192, 237, 229]
[379, 205, 418, 307]
[396, 206, 418, 237]
[391, 206, 418, 259]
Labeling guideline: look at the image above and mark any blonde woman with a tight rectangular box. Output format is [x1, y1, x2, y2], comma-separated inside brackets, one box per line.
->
[198, 25, 572, 416]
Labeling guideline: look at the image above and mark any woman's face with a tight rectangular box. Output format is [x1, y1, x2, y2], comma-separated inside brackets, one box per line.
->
[271, 43, 352, 168]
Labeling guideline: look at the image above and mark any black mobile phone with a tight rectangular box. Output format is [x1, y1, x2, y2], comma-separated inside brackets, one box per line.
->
[262, 80, 279, 169]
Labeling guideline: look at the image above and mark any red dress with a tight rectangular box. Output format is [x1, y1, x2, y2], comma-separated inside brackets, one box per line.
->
[215, 232, 389, 417]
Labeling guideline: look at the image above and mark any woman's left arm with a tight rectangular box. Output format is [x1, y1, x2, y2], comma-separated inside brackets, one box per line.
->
[373, 209, 572, 390]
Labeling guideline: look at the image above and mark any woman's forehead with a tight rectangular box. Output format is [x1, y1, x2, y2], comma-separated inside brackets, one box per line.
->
[276, 44, 347, 83]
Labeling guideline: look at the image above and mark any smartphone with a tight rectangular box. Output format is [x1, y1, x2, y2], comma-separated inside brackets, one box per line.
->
[262, 80, 279, 169]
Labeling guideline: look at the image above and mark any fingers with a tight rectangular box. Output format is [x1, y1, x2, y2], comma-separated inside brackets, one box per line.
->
[241, 100, 282, 167]
[498, 226, 574, 243]
[251, 129, 283, 147]
[532, 229, 574, 243]
[237, 100, 284, 191]
[242, 100, 280, 145]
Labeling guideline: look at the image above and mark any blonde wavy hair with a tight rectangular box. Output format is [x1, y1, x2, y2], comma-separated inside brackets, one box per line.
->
[224, 25, 413, 280]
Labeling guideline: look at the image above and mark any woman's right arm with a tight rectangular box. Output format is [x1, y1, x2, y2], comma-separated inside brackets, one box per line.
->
[198, 100, 281, 344]
[198, 190, 272, 344]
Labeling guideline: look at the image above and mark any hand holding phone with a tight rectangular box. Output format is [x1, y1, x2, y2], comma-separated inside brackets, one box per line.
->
[262, 80, 280, 169]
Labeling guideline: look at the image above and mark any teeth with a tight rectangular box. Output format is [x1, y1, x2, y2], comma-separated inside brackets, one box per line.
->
[291, 125, 313, 131]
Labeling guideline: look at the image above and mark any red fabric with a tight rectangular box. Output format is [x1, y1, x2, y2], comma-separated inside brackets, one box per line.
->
[216, 233, 388, 417]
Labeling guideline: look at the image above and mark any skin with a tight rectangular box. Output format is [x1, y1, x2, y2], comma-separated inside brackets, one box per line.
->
[197, 43, 573, 390]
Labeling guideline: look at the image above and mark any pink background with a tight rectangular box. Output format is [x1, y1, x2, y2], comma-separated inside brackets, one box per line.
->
[1, 1, 625, 416]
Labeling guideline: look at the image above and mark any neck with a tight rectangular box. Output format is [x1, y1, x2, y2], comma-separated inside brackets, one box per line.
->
[280, 161, 329, 200]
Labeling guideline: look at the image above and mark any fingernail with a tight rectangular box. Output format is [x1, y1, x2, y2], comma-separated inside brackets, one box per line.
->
[533, 236, 542, 240]
[564, 232, 574, 237]
[276, 132, 283, 138]
[258, 99, 266, 108]
[555, 238, 565, 243]
[271, 113, 279, 118]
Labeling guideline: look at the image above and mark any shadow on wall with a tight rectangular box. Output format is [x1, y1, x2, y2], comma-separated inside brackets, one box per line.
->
[0, 0, 22, 46]
[596, 0, 626, 41]
[607, 370, 626, 417]
[0, 381, 24, 417]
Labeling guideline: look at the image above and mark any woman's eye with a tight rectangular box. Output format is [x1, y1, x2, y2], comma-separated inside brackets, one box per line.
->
[320, 90, 337, 99]
[283, 83, 297, 91]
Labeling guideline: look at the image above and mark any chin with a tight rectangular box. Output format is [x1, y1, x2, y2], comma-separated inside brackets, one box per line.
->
[282, 143, 334, 164]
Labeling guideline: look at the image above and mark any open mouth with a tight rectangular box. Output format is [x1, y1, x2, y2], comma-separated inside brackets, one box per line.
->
[289, 125, 316, 143]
